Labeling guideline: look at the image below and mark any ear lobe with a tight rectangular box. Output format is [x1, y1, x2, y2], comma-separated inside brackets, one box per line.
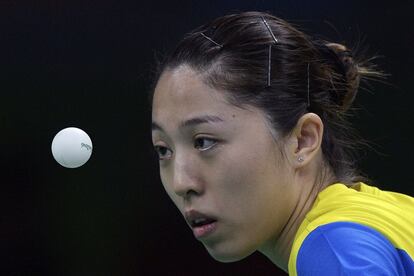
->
[291, 113, 324, 167]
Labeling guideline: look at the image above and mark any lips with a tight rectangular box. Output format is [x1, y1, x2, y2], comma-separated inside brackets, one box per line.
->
[184, 210, 218, 239]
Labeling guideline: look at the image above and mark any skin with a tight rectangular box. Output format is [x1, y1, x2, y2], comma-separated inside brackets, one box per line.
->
[151, 65, 336, 272]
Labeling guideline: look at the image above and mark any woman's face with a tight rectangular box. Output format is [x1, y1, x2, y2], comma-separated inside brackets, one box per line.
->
[151, 65, 298, 262]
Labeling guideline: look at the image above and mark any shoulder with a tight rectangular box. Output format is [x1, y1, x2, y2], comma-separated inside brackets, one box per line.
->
[296, 221, 406, 276]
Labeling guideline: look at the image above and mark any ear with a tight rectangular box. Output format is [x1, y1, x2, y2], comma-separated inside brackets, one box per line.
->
[286, 113, 324, 168]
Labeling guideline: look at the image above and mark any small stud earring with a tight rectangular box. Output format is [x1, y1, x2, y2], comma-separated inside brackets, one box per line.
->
[298, 156, 304, 162]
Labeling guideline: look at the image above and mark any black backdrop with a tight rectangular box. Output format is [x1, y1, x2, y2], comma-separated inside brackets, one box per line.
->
[1, 1, 413, 275]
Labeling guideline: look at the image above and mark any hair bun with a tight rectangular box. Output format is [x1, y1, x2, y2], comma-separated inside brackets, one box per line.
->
[324, 42, 360, 111]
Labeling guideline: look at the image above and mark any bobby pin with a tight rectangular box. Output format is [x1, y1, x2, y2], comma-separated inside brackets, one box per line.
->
[261, 16, 278, 43]
[261, 16, 279, 87]
[200, 32, 223, 48]
[307, 62, 311, 108]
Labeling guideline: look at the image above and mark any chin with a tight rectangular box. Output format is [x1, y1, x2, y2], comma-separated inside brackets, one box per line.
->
[205, 244, 255, 263]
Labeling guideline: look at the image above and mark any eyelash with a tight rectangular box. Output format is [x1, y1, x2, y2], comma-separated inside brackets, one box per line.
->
[153, 137, 218, 160]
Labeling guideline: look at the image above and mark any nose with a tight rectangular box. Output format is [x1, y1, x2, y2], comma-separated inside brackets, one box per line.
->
[172, 154, 202, 199]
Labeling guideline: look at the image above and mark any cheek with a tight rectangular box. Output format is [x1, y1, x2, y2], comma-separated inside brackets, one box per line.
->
[204, 150, 285, 260]
[222, 133, 280, 182]
[212, 145, 277, 213]
[212, 136, 290, 230]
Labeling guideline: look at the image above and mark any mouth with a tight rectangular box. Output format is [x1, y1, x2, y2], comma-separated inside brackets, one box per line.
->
[184, 210, 218, 239]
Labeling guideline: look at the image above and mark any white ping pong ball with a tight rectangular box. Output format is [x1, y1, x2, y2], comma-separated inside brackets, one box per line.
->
[51, 127, 93, 168]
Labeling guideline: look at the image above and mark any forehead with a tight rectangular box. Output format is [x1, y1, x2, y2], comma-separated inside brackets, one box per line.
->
[152, 66, 238, 126]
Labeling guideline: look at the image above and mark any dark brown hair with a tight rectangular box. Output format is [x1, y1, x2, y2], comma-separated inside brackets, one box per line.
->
[150, 11, 383, 184]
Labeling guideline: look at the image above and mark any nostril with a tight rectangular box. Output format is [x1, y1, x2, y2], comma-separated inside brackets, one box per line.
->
[185, 189, 198, 197]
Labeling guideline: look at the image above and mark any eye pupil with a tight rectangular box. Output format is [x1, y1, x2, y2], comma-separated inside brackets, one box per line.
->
[195, 138, 204, 148]
[159, 147, 166, 155]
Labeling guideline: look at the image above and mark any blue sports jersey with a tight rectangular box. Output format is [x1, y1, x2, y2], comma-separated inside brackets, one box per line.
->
[288, 183, 414, 275]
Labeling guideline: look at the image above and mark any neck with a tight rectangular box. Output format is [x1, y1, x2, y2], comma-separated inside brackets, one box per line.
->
[258, 167, 335, 273]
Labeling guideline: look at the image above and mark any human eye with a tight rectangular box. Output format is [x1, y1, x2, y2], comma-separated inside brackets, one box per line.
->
[153, 145, 173, 160]
[194, 137, 218, 151]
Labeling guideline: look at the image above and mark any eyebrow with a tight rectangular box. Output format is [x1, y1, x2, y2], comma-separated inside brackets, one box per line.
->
[151, 115, 225, 132]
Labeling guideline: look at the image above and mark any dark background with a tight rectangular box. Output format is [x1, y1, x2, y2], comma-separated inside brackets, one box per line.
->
[1, 1, 413, 275]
